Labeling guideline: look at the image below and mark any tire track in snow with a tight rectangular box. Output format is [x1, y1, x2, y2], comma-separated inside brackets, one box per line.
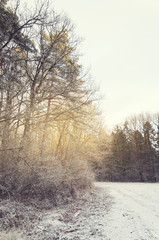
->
[95, 182, 159, 240]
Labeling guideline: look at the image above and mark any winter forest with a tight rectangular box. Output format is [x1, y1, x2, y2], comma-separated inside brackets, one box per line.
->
[0, 0, 159, 207]
[96, 113, 159, 182]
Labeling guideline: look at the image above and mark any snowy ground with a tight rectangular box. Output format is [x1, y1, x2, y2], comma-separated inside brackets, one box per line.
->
[96, 182, 159, 240]
[1, 182, 159, 239]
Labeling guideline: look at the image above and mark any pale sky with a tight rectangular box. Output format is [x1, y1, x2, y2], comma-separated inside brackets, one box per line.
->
[23, 0, 159, 129]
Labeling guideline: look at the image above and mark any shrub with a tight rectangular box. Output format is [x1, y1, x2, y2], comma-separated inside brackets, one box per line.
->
[0, 155, 94, 206]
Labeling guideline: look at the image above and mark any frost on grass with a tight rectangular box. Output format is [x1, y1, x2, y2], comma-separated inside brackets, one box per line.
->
[0, 230, 24, 240]
[0, 186, 112, 240]
[25, 187, 112, 240]
[0, 199, 43, 232]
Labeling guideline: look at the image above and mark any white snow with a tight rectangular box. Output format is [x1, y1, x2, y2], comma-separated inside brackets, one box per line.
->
[95, 182, 159, 240]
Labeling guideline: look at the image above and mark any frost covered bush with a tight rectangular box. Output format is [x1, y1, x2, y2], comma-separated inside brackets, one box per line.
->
[0, 155, 94, 205]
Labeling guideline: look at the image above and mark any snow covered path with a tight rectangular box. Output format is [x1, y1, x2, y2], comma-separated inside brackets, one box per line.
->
[96, 182, 159, 240]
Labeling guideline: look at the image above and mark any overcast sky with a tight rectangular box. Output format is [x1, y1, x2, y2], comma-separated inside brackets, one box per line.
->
[25, 0, 159, 129]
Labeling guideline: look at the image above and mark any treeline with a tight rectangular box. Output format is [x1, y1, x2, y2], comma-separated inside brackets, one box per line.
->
[96, 113, 159, 182]
[0, 0, 101, 203]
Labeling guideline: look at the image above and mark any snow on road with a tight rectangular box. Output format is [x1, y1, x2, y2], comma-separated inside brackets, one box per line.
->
[96, 182, 159, 240]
